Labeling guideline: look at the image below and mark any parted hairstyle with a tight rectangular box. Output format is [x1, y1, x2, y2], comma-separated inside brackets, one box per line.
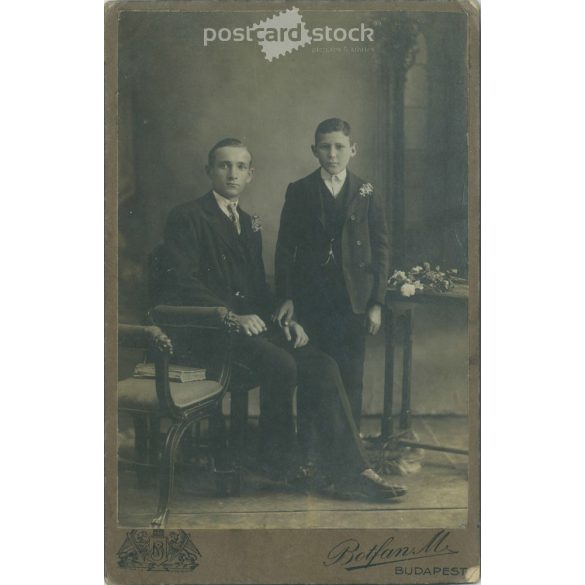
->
[207, 138, 253, 167]
[314, 118, 352, 145]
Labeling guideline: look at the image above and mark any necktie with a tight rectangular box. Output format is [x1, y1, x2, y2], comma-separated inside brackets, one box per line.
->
[227, 202, 241, 234]
[331, 174, 341, 197]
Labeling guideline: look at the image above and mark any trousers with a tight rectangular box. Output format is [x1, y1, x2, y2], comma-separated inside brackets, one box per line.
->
[300, 309, 367, 432]
[231, 327, 368, 478]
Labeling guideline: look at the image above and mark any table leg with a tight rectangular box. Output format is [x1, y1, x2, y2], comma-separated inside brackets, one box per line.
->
[382, 308, 395, 440]
[383, 299, 468, 456]
[400, 309, 413, 430]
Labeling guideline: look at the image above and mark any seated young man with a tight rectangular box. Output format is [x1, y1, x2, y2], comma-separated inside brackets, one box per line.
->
[155, 137, 406, 500]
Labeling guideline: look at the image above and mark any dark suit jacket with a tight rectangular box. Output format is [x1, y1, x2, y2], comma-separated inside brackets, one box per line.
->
[155, 191, 273, 319]
[275, 169, 390, 315]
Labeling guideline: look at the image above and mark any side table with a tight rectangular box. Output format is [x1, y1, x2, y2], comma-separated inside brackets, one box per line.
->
[382, 284, 469, 455]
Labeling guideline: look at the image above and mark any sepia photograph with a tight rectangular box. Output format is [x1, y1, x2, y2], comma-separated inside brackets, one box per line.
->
[9, 1, 585, 584]
[105, 1, 479, 582]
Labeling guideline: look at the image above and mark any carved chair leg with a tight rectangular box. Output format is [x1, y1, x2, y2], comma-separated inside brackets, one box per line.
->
[151, 420, 191, 528]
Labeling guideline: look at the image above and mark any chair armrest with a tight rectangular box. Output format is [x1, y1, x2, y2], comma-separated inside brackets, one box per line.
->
[145, 306, 234, 418]
[152, 339, 233, 420]
[148, 305, 229, 330]
[118, 324, 173, 353]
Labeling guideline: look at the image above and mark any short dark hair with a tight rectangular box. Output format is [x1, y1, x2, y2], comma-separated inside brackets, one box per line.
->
[314, 118, 352, 145]
[207, 138, 252, 167]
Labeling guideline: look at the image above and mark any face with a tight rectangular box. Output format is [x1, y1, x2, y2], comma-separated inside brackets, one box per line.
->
[206, 146, 254, 199]
[312, 131, 357, 174]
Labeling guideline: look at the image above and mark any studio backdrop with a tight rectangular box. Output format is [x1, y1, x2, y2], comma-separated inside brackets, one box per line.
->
[117, 10, 468, 415]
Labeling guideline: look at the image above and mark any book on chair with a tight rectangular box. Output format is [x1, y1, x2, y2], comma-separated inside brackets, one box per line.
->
[133, 363, 207, 383]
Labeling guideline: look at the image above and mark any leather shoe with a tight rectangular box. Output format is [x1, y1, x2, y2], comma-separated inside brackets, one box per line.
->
[360, 469, 407, 495]
[336, 468, 407, 500]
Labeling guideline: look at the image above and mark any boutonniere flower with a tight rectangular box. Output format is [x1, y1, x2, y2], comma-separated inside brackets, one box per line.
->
[251, 215, 262, 232]
[359, 183, 374, 198]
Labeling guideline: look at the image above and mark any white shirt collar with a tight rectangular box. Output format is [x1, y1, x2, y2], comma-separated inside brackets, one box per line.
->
[213, 190, 239, 217]
[320, 167, 347, 197]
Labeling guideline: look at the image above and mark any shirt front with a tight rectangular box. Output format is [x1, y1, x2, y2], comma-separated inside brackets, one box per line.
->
[320, 167, 348, 198]
[213, 190, 241, 233]
[213, 190, 239, 218]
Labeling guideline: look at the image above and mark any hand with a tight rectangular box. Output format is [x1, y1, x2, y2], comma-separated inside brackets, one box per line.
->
[282, 320, 309, 348]
[272, 299, 294, 328]
[366, 304, 382, 335]
[234, 314, 267, 336]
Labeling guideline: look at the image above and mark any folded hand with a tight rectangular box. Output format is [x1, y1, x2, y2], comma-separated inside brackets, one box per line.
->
[283, 320, 309, 348]
[235, 314, 267, 336]
[272, 299, 294, 327]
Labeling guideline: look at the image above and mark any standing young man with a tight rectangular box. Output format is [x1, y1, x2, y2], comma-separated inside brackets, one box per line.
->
[275, 118, 390, 440]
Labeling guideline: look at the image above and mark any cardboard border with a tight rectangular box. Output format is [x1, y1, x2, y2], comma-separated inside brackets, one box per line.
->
[105, 1, 480, 582]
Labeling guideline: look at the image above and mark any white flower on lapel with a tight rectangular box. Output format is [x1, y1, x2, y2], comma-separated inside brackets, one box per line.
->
[359, 183, 374, 198]
[251, 215, 262, 232]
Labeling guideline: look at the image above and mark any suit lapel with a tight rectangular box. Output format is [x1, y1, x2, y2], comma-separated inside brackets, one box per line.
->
[237, 211, 257, 259]
[233, 208, 267, 285]
[344, 171, 363, 224]
[308, 169, 326, 230]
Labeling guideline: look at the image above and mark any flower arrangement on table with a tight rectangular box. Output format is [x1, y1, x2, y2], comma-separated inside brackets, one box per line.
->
[388, 262, 460, 297]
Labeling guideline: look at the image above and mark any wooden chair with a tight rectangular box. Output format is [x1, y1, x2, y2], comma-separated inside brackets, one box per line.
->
[117, 308, 232, 527]
[147, 305, 258, 497]
[146, 246, 258, 495]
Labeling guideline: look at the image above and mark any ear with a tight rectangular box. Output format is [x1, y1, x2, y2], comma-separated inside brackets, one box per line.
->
[311, 144, 318, 158]
[245, 166, 255, 184]
[205, 164, 211, 178]
[350, 142, 358, 158]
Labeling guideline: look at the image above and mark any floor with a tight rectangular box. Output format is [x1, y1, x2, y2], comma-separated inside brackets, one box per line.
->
[118, 415, 469, 529]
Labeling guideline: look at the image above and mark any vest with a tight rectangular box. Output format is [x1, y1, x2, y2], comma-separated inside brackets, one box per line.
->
[317, 177, 352, 310]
